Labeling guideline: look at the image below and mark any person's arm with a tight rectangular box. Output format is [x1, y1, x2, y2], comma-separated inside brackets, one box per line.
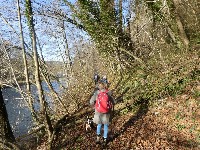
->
[90, 91, 98, 106]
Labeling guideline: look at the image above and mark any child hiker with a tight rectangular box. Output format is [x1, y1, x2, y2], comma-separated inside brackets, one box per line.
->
[90, 79, 115, 145]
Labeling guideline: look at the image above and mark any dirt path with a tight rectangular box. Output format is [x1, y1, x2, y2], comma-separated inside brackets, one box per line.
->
[56, 93, 199, 150]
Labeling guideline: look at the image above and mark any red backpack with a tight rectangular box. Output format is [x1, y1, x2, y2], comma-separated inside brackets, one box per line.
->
[95, 90, 112, 113]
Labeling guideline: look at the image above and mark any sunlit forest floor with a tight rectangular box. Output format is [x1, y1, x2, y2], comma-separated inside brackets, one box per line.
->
[22, 81, 200, 150]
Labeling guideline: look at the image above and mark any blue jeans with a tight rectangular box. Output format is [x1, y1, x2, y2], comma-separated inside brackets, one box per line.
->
[97, 124, 109, 138]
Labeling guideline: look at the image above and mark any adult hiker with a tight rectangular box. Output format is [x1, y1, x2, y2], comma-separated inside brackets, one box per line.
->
[92, 73, 100, 94]
[94, 73, 100, 85]
[90, 79, 115, 146]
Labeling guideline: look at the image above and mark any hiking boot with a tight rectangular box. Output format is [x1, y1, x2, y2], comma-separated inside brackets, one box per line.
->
[96, 135, 101, 144]
[102, 138, 108, 146]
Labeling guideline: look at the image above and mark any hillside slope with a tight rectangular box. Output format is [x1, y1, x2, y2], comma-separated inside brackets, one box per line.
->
[49, 82, 200, 150]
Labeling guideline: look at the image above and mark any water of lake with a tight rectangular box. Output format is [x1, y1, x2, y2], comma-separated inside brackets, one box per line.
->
[2, 81, 65, 138]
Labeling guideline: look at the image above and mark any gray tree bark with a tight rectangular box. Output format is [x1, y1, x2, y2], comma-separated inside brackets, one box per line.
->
[62, 20, 72, 79]
[172, 0, 189, 48]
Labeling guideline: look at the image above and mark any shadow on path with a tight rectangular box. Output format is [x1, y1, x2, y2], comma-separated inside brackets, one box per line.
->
[109, 98, 149, 143]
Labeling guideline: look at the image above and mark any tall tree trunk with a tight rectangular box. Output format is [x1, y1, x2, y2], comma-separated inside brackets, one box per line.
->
[25, 0, 53, 146]
[118, 0, 123, 34]
[0, 87, 15, 142]
[16, 0, 37, 122]
[65, 0, 143, 65]
[160, 0, 179, 45]
[62, 20, 72, 81]
[172, 0, 189, 48]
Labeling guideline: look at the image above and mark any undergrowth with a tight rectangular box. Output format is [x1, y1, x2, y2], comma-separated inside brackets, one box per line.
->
[114, 51, 200, 108]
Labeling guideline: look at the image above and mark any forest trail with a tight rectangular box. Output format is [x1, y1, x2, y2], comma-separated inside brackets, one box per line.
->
[51, 87, 200, 150]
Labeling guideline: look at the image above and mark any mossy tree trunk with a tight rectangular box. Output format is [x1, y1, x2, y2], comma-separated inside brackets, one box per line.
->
[171, 0, 189, 48]
[17, 0, 38, 122]
[25, 0, 53, 148]
[63, 0, 142, 66]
